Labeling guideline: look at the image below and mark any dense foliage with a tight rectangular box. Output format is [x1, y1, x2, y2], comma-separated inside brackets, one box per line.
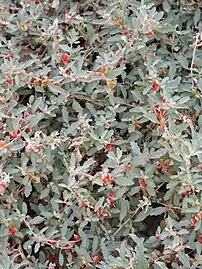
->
[0, 0, 202, 268]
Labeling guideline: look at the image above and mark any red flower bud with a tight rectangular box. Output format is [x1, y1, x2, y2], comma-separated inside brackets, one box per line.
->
[7, 79, 14, 85]
[80, 201, 85, 209]
[93, 256, 100, 264]
[105, 143, 114, 151]
[9, 131, 20, 139]
[198, 235, 202, 244]
[43, 6, 49, 14]
[96, 208, 103, 216]
[134, 120, 141, 128]
[73, 234, 81, 241]
[6, 53, 14, 60]
[108, 191, 117, 206]
[25, 19, 31, 25]
[122, 31, 129, 36]
[152, 80, 160, 91]
[198, 164, 202, 170]
[48, 240, 57, 247]
[24, 112, 30, 118]
[160, 108, 166, 117]
[181, 191, 190, 196]
[139, 179, 147, 189]
[61, 53, 70, 64]
[9, 225, 17, 236]
[191, 216, 198, 225]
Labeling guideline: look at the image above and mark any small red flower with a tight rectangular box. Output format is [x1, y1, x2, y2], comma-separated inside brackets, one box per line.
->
[93, 256, 100, 264]
[162, 97, 167, 103]
[108, 191, 117, 207]
[0, 182, 7, 189]
[152, 80, 160, 91]
[35, 0, 41, 3]
[139, 179, 147, 189]
[122, 31, 129, 36]
[181, 191, 190, 196]
[134, 120, 141, 128]
[73, 234, 81, 241]
[143, 55, 147, 62]
[25, 19, 31, 25]
[7, 79, 14, 85]
[24, 112, 30, 118]
[96, 208, 103, 217]
[9, 225, 17, 236]
[103, 174, 113, 185]
[47, 71, 51, 77]
[191, 216, 198, 226]
[9, 132, 18, 139]
[43, 6, 49, 13]
[61, 53, 70, 64]
[37, 146, 42, 153]
[198, 164, 202, 170]
[6, 53, 14, 60]
[48, 240, 57, 247]
[7, 152, 16, 159]
[198, 235, 202, 244]
[160, 108, 166, 117]
[105, 143, 114, 151]
[9, 129, 21, 139]
[79, 201, 86, 208]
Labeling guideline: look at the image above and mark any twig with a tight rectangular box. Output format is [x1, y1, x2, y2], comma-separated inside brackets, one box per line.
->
[190, 32, 200, 86]
[157, 201, 182, 212]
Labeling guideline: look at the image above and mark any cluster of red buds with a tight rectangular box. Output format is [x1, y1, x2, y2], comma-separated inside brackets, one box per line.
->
[107, 191, 117, 206]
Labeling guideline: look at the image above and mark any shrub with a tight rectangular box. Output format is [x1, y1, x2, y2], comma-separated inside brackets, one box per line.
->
[0, 0, 202, 268]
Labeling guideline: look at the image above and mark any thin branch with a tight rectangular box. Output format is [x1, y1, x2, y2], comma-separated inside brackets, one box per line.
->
[190, 32, 200, 86]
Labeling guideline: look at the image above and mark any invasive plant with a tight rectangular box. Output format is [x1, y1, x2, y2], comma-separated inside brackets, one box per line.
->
[0, 0, 202, 268]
